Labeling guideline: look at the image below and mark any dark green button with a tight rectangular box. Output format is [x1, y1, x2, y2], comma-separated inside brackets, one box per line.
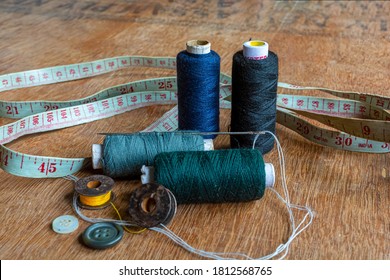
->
[82, 222, 123, 249]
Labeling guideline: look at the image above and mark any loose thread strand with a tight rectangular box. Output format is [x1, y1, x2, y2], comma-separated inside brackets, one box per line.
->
[110, 202, 147, 234]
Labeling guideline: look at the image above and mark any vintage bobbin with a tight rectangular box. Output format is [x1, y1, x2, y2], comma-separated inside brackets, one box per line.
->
[74, 175, 116, 210]
[128, 182, 177, 228]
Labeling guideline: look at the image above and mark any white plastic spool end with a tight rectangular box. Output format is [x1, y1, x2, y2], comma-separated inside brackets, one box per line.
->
[186, 40, 211, 54]
[203, 139, 214, 151]
[243, 40, 269, 60]
[141, 165, 155, 184]
[264, 163, 275, 188]
[92, 144, 103, 169]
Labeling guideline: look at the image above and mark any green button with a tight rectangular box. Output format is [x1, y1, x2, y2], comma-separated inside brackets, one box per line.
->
[82, 222, 123, 249]
[52, 215, 79, 234]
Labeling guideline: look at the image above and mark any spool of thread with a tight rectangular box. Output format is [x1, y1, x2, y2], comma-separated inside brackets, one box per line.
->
[177, 40, 221, 140]
[128, 182, 177, 228]
[74, 175, 115, 210]
[92, 132, 206, 178]
[153, 149, 275, 204]
[230, 40, 278, 154]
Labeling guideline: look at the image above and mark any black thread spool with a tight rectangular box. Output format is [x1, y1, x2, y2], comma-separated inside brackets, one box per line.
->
[230, 40, 278, 154]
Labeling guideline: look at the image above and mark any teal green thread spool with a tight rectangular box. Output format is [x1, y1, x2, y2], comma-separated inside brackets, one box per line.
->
[153, 149, 275, 204]
[92, 132, 206, 178]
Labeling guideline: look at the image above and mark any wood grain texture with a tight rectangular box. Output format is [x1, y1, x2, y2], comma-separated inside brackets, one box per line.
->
[0, 0, 389, 260]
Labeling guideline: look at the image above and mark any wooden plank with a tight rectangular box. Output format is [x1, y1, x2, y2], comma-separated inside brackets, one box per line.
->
[0, 0, 389, 260]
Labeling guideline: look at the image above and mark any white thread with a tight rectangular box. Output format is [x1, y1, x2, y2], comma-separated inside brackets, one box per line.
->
[63, 174, 79, 182]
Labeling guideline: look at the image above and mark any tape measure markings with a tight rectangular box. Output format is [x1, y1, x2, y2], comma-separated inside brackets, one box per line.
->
[0, 144, 87, 178]
[277, 107, 390, 153]
[0, 76, 237, 119]
[1, 79, 389, 146]
[143, 105, 179, 132]
[278, 82, 390, 111]
[1, 96, 389, 178]
[3, 56, 386, 111]
[0, 77, 179, 118]
[1, 91, 177, 145]
[1, 56, 389, 179]
[0, 92, 178, 178]
[277, 94, 390, 120]
[286, 107, 390, 142]
[141, 100, 390, 153]
[0, 91, 177, 144]
[0, 56, 177, 93]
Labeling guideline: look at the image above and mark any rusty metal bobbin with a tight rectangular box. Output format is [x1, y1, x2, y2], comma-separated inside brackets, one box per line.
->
[128, 182, 177, 228]
[74, 175, 116, 210]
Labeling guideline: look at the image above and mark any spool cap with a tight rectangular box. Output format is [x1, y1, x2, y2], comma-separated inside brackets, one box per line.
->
[203, 139, 214, 151]
[264, 163, 275, 188]
[92, 144, 103, 169]
[52, 215, 79, 234]
[186, 40, 211, 54]
[243, 40, 269, 60]
[82, 222, 124, 249]
[141, 165, 155, 184]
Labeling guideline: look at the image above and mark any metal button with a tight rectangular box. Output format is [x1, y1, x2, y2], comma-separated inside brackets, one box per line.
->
[82, 222, 123, 249]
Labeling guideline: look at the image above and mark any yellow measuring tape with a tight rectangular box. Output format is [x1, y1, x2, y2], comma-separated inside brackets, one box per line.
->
[0, 55, 389, 178]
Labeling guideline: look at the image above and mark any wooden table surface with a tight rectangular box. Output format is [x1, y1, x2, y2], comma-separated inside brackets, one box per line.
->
[0, 0, 389, 260]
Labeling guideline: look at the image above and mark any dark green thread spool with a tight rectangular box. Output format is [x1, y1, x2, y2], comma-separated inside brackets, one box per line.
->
[153, 149, 274, 204]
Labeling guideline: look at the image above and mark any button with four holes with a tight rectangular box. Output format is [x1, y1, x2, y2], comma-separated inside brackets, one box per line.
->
[82, 222, 123, 249]
[52, 215, 79, 234]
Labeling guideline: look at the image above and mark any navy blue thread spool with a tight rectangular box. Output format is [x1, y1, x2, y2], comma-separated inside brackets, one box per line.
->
[230, 40, 278, 154]
[177, 40, 221, 143]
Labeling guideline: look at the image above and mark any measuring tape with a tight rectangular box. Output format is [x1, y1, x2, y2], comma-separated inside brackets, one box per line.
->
[0, 56, 389, 178]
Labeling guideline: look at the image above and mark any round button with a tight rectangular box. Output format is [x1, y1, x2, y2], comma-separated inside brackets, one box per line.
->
[52, 215, 79, 234]
[82, 222, 124, 249]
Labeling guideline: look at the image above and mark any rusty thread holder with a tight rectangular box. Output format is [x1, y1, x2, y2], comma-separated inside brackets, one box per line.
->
[74, 175, 115, 210]
[128, 183, 177, 228]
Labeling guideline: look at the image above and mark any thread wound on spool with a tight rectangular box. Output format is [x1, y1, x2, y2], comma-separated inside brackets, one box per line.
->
[74, 175, 115, 209]
[154, 149, 266, 204]
[177, 40, 220, 139]
[101, 132, 205, 178]
[230, 48, 278, 154]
